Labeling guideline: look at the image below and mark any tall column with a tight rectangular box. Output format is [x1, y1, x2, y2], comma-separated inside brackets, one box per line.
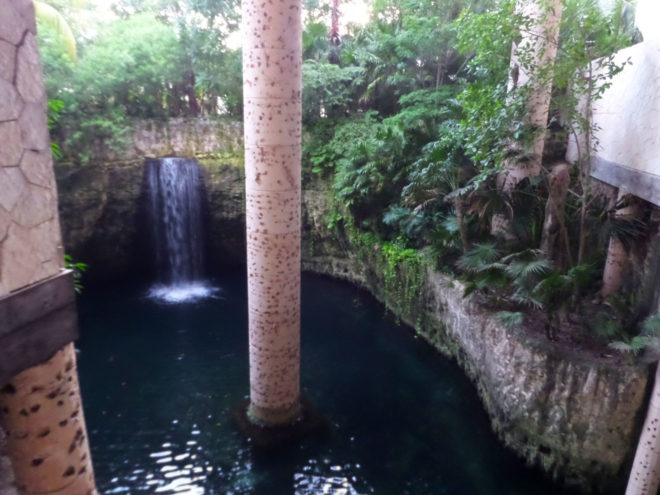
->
[242, 0, 303, 426]
[0, 0, 97, 493]
[626, 365, 660, 495]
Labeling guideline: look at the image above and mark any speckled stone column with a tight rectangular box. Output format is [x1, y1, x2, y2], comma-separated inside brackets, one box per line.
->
[0, 1, 97, 493]
[626, 364, 660, 495]
[242, 0, 303, 426]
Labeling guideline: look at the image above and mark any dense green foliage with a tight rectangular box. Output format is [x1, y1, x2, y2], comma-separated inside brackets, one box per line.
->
[40, 0, 657, 350]
[39, 0, 242, 162]
[300, 0, 657, 349]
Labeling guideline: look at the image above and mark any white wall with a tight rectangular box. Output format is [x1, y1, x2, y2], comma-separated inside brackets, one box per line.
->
[569, 0, 660, 205]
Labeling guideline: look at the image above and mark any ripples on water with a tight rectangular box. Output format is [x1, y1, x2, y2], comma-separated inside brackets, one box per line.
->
[78, 271, 580, 495]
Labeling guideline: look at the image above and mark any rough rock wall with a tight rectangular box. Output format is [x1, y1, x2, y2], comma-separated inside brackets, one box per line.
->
[60, 118, 243, 164]
[301, 182, 650, 493]
[0, 0, 63, 294]
[54, 118, 244, 281]
[424, 272, 647, 491]
[55, 158, 245, 281]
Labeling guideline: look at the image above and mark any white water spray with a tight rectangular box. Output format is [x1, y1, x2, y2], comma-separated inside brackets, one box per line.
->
[145, 157, 217, 303]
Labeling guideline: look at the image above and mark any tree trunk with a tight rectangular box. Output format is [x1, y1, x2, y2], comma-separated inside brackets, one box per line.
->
[0, 1, 97, 492]
[242, 0, 303, 426]
[492, 0, 563, 237]
[540, 162, 571, 267]
[626, 363, 660, 495]
[602, 188, 639, 298]
[454, 196, 469, 253]
[330, 0, 340, 46]
[185, 69, 200, 117]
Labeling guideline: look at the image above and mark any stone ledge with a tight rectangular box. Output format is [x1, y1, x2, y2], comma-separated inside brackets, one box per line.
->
[0, 270, 79, 385]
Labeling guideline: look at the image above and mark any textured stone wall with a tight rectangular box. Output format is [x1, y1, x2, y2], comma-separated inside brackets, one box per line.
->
[0, 0, 63, 295]
[55, 157, 245, 281]
[60, 118, 243, 164]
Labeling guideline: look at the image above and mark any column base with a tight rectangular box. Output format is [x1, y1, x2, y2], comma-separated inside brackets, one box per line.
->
[247, 400, 301, 427]
[232, 397, 326, 449]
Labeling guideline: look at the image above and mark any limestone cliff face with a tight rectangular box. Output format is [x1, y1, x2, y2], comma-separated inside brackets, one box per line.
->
[55, 158, 246, 281]
[424, 272, 647, 490]
[55, 118, 245, 280]
[52, 129, 650, 493]
[56, 161, 141, 280]
[60, 118, 243, 164]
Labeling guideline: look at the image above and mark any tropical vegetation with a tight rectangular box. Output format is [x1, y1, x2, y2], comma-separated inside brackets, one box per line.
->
[38, 0, 659, 352]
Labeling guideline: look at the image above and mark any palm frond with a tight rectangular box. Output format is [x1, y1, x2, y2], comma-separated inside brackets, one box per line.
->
[642, 315, 660, 336]
[457, 243, 501, 272]
[35, 1, 77, 62]
[495, 311, 524, 329]
[505, 258, 552, 280]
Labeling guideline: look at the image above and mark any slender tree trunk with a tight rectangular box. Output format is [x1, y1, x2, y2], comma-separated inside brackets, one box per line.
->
[602, 188, 639, 297]
[185, 69, 200, 117]
[454, 196, 469, 253]
[330, 0, 340, 46]
[626, 363, 660, 495]
[492, 0, 563, 237]
[242, 0, 303, 426]
[540, 162, 571, 267]
[0, 1, 97, 492]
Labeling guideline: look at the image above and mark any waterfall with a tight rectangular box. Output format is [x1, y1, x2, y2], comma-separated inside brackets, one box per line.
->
[144, 157, 216, 303]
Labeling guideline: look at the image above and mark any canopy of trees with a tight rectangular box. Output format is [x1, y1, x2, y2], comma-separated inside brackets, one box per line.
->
[39, 0, 658, 350]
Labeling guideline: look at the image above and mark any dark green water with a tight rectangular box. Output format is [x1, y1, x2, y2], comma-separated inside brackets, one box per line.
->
[77, 270, 575, 494]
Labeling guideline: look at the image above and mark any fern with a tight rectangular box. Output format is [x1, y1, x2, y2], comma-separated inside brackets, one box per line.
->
[642, 315, 660, 336]
[458, 243, 501, 272]
[608, 339, 646, 354]
[506, 259, 553, 281]
[496, 311, 524, 328]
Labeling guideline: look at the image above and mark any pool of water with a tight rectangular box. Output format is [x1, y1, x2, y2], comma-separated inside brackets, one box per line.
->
[77, 270, 576, 494]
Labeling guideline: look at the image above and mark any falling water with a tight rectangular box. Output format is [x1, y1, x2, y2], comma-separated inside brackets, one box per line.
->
[144, 157, 216, 303]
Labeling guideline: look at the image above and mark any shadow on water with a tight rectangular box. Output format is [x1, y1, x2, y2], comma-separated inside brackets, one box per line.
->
[77, 269, 582, 494]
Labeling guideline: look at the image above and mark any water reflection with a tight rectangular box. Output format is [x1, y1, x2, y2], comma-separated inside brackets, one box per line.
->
[78, 272, 581, 495]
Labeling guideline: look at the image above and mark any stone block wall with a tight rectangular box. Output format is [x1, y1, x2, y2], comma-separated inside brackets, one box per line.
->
[60, 118, 243, 164]
[0, 0, 64, 295]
